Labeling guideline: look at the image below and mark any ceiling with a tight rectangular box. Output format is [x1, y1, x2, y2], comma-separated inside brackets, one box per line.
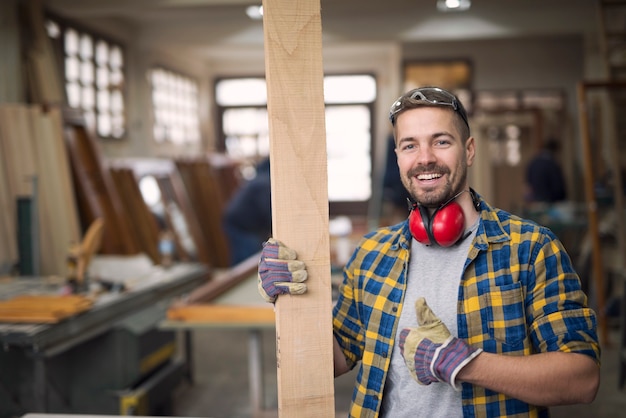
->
[44, 0, 598, 60]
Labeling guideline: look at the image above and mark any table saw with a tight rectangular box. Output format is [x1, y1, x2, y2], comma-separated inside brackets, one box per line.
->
[0, 256, 209, 418]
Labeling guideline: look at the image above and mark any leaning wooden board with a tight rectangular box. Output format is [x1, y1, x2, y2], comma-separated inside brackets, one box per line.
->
[262, 0, 335, 416]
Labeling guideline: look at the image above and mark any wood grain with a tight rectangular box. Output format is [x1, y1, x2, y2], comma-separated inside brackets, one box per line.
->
[262, 0, 335, 415]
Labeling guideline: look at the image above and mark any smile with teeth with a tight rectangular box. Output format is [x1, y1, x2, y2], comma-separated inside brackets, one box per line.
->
[417, 173, 442, 180]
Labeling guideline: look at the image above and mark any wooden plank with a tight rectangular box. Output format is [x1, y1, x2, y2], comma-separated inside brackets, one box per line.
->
[0, 108, 18, 268]
[0, 294, 93, 323]
[262, 0, 335, 416]
[31, 106, 81, 276]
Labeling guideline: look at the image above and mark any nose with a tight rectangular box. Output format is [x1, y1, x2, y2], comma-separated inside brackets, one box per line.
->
[414, 144, 436, 165]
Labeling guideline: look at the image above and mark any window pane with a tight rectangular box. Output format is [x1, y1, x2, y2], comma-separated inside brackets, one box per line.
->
[326, 105, 371, 200]
[96, 67, 109, 88]
[80, 60, 94, 84]
[223, 107, 269, 159]
[324, 75, 376, 103]
[66, 82, 80, 107]
[65, 29, 78, 55]
[95, 40, 109, 65]
[65, 56, 79, 81]
[216, 78, 267, 106]
[79, 34, 93, 59]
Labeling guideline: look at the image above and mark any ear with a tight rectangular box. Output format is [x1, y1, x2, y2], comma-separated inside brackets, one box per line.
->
[465, 136, 476, 167]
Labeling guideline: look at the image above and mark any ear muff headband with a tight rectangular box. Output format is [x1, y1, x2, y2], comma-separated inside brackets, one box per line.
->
[409, 201, 465, 247]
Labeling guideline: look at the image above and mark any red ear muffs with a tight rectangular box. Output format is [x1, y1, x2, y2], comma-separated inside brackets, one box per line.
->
[409, 201, 465, 247]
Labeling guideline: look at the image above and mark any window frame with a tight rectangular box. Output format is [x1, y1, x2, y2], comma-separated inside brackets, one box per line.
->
[214, 74, 377, 216]
[46, 13, 127, 140]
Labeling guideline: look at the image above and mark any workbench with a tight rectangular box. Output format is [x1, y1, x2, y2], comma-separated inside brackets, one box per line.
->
[160, 266, 275, 418]
[0, 257, 209, 418]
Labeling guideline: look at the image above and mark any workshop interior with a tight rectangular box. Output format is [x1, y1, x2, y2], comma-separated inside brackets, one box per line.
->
[0, 0, 625, 417]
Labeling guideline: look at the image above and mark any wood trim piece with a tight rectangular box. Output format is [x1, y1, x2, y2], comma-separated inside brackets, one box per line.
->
[262, 0, 335, 415]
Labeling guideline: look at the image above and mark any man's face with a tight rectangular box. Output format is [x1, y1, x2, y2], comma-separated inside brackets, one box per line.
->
[394, 107, 475, 208]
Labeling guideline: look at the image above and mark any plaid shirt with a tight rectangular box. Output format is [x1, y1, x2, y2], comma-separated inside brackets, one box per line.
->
[332, 197, 600, 418]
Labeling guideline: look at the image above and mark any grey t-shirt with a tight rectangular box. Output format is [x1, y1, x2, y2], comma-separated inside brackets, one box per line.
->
[380, 220, 478, 418]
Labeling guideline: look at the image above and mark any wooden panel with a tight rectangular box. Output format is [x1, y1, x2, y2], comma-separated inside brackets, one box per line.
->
[0, 106, 20, 268]
[0, 104, 38, 274]
[63, 109, 139, 255]
[176, 159, 230, 268]
[155, 169, 213, 265]
[262, 0, 335, 415]
[30, 106, 81, 276]
[109, 167, 161, 264]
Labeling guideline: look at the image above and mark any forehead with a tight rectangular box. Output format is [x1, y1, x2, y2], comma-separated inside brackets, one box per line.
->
[393, 107, 462, 144]
[395, 106, 456, 131]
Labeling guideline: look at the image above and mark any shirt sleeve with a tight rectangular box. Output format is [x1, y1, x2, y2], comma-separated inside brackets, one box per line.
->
[526, 230, 601, 364]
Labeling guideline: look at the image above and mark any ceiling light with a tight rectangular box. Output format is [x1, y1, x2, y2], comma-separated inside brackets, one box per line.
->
[246, 5, 263, 20]
[437, 0, 471, 12]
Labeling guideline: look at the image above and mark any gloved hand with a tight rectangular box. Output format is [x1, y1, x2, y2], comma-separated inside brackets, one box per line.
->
[398, 297, 482, 390]
[258, 238, 308, 303]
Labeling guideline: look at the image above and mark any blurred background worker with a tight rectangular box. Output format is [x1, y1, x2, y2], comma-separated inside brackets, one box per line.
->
[222, 158, 272, 265]
[525, 138, 567, 204]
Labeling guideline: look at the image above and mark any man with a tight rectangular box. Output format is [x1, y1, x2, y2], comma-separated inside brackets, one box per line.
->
[222, 157, 272, 265]
[258, 87, 600, 417]
[525, 138, 567, 203]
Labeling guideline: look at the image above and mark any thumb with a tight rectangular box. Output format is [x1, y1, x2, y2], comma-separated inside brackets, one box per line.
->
[414, 297, 441, 326]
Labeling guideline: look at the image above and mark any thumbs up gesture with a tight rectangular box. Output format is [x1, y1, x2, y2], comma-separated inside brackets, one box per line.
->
[398, 297, 482, 390]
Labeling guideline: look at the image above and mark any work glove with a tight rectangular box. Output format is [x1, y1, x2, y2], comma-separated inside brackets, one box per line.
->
[398, 297, 482, 390]
[258, 238, 308, 303]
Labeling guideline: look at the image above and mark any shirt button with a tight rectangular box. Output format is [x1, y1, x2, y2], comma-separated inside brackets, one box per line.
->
[392, 306, 398, 312]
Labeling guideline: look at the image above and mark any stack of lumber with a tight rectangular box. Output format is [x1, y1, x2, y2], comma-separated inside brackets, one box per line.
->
[0, 294, 93, 323]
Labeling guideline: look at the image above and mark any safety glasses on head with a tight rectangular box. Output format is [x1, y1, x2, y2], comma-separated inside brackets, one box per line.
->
[389, 87, 469, 129]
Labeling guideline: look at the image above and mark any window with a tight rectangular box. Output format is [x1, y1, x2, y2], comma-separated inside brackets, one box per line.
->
[215, 74, 376, 214]
[149, 68, 200, 144]
[46, 19, 126, 139]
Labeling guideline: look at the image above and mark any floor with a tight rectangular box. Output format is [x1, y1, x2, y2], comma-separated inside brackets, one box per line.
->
[170, 327, 626, 418]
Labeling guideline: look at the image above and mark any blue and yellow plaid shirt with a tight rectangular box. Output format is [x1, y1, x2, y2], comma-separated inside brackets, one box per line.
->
[332, 197, 600, 418]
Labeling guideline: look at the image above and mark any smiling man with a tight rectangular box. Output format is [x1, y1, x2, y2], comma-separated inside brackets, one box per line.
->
[258, 86, 600, 418]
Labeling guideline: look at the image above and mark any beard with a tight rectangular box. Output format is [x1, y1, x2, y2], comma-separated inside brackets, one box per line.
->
[402, 161, 468, 208]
